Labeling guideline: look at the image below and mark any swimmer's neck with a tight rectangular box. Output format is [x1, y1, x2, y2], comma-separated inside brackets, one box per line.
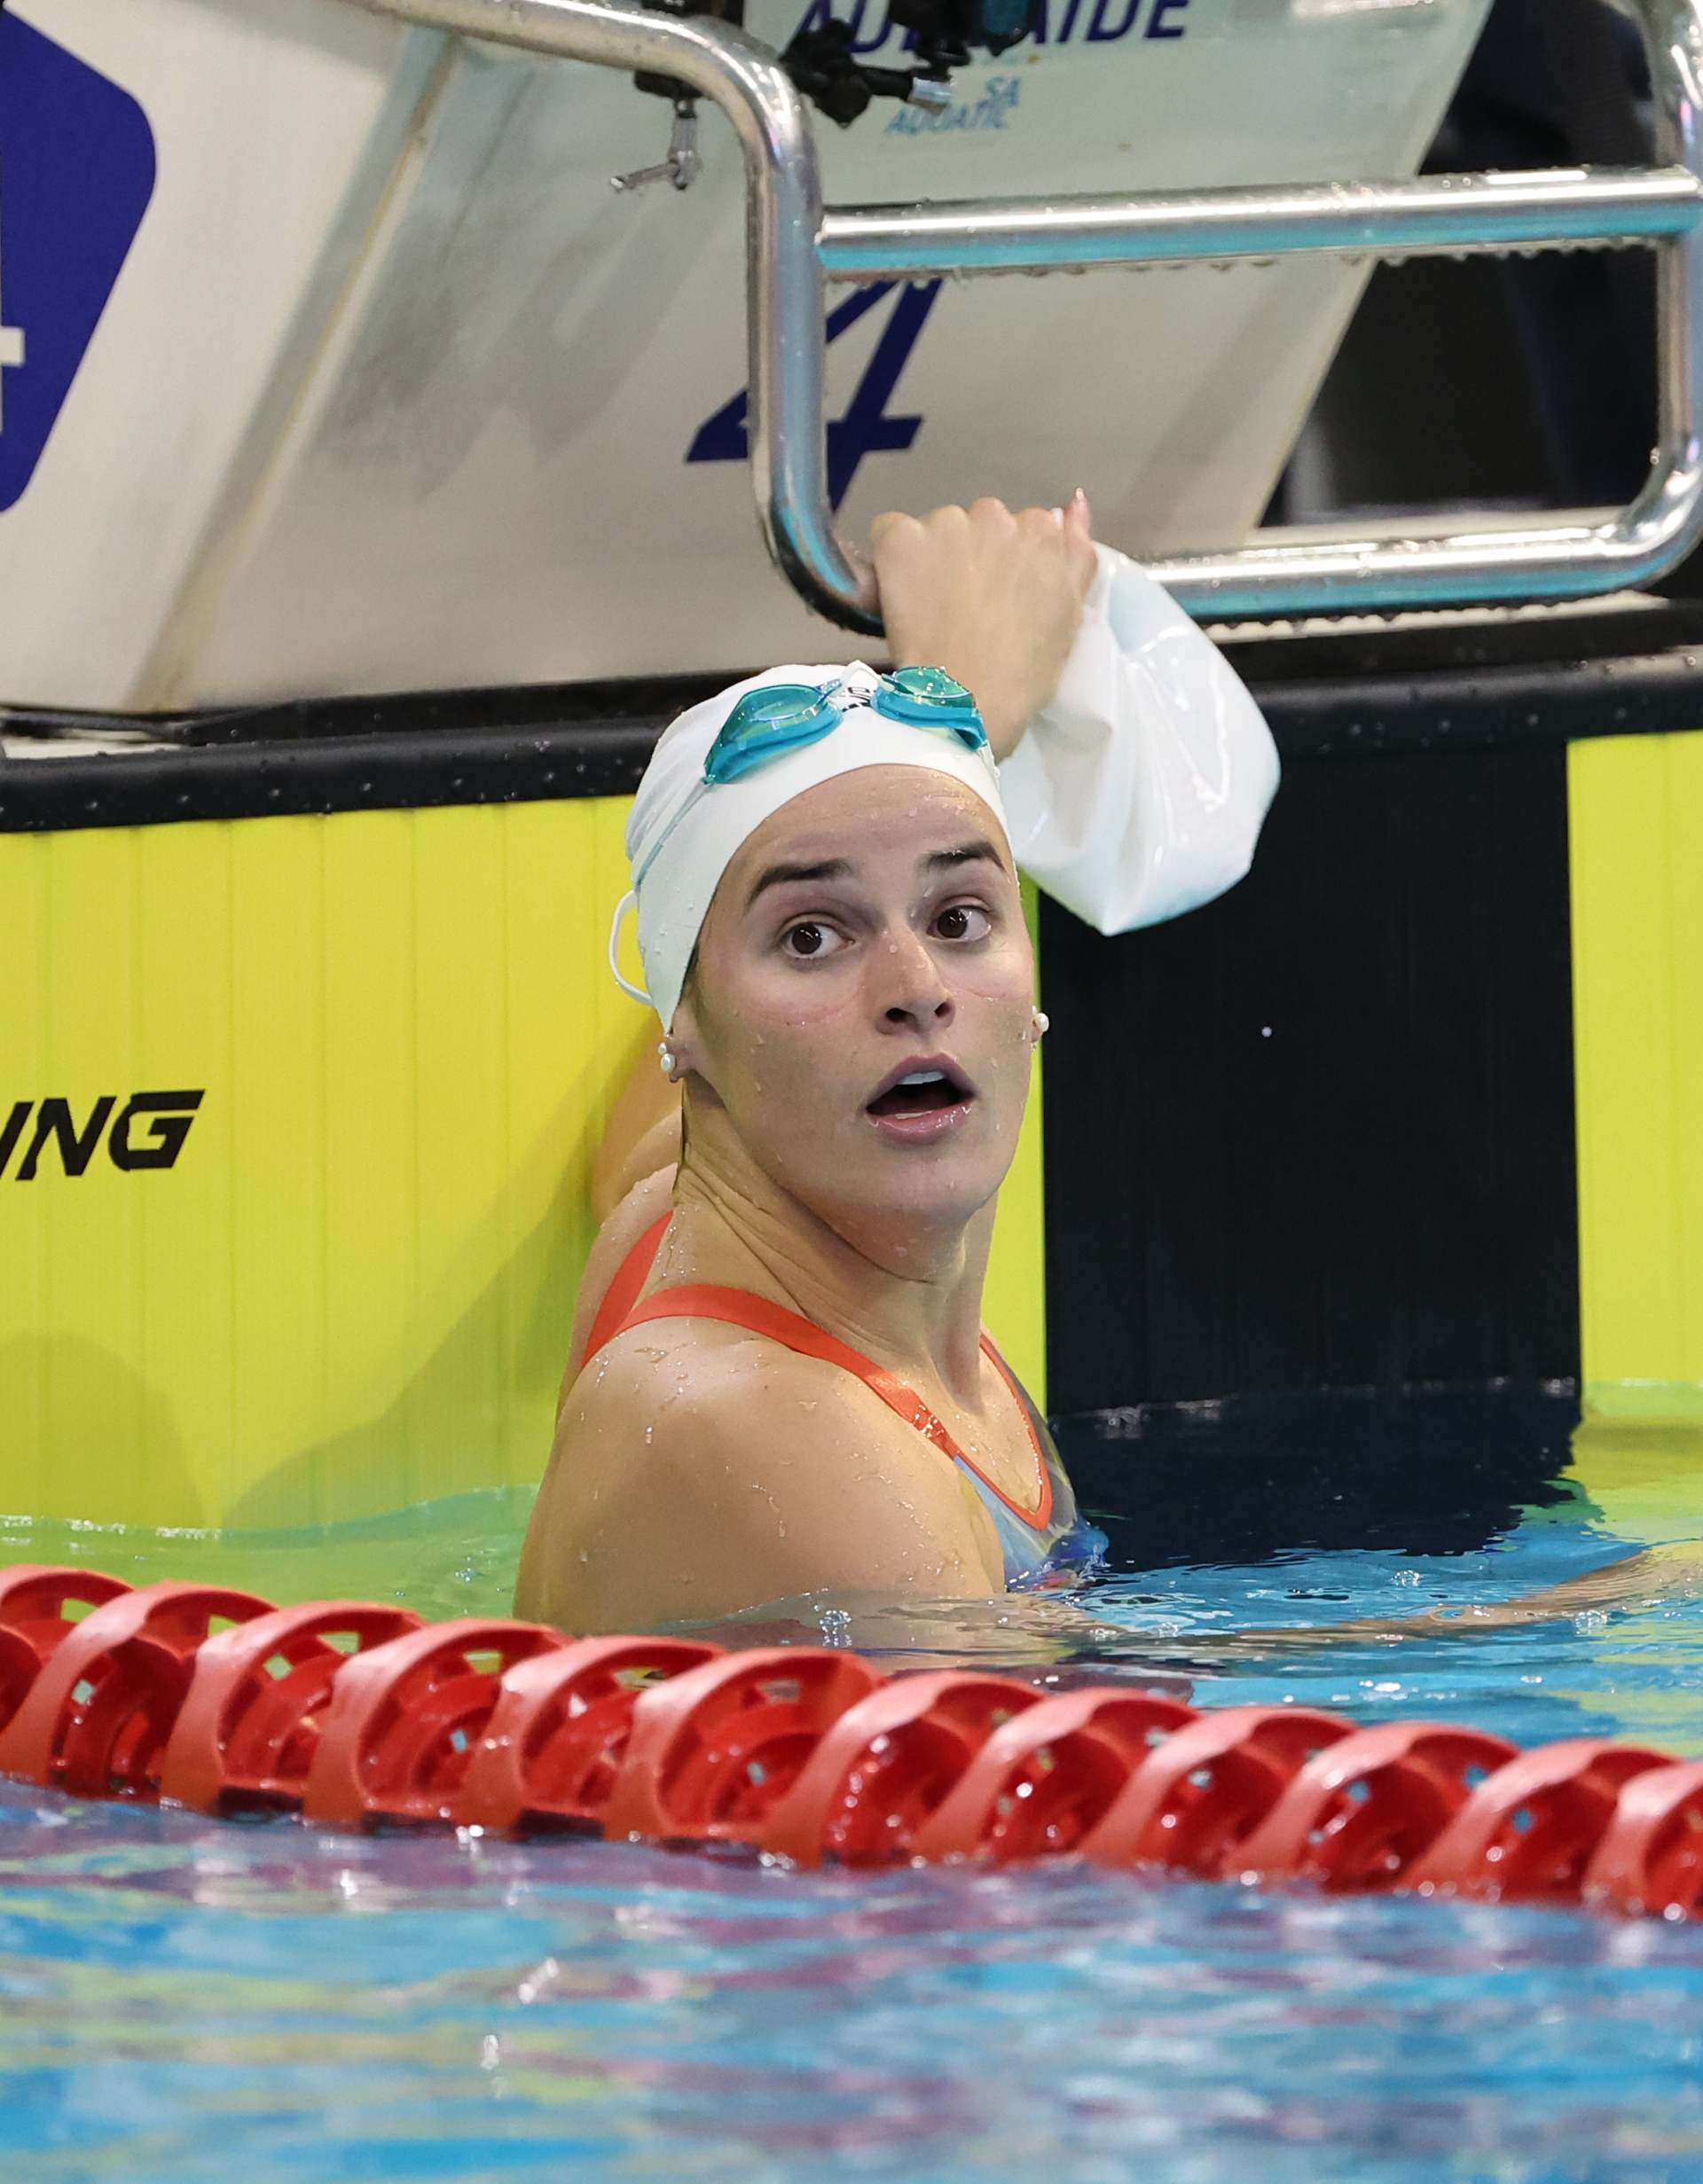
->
[667, 1119, 993, 1406]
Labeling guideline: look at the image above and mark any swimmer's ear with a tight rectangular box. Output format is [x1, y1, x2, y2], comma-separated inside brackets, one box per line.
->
[663, 995, 706, 1086]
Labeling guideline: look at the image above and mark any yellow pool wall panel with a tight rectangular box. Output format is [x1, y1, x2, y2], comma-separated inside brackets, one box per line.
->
[985, 878, 1047, 1418]
[0, 801, 1047, 1531]
[1570, 727, 1703, 1412]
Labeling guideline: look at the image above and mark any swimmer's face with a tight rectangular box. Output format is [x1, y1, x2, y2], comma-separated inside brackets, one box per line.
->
[676, 768, 1036, 1241]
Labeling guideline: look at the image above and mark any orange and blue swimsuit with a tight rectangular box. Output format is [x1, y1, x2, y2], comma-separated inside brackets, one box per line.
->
[583, 1215, 1106, 1589]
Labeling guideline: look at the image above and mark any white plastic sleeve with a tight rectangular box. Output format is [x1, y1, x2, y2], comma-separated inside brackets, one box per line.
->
[996, 544, 1281, 936]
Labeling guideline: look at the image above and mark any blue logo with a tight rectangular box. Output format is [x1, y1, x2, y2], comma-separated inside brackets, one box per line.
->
[0, 15, 156, 514]
[886, 73, 1022, 136]
[688, 279, 944, 510]
[786, 0, 1190, 53]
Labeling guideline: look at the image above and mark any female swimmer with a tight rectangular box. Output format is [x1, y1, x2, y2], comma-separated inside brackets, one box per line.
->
[516, 492, 1703, 1646]
[516, 497, 1114, 1634]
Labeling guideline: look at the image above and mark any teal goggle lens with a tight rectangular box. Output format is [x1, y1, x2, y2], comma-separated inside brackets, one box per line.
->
[871, 667, 986, 746]
[702, 685, 841, 785]
[702, 670, 988, 788]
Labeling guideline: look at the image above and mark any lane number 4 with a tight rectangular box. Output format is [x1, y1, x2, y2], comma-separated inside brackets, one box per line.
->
[687, 278, 943, 510]
[0, 162, 24, 434]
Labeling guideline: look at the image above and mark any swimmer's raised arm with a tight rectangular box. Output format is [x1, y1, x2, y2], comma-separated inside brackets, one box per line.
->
[586, 489, 1097, 1219]
[867, 492, 1098, 760]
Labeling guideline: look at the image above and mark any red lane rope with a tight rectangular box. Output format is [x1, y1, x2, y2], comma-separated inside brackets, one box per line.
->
[0, 1563, 1696, 1918]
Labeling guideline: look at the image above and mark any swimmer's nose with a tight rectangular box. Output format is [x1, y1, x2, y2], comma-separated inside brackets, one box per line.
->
[875, 937, 954, 1036]
[883, 991, 954, 1036]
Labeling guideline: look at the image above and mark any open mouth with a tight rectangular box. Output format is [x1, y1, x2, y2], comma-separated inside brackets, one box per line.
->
[865, 1063, 974, 1122]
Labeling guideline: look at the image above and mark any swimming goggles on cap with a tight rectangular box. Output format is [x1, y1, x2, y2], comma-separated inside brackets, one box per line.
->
[702, 667, 987, 785]
[611, 667, 991, 1006]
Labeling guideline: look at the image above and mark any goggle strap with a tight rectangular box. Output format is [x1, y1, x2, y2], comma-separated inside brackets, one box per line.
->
[608, 890, 654, 1008]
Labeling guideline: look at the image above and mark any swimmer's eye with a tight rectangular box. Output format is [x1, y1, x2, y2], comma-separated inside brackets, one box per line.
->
[779, 920, 847, 961]
[934, 903, 993, 943]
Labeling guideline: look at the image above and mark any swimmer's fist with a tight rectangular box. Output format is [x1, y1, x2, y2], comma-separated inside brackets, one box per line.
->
[864, 492, 1096, 760]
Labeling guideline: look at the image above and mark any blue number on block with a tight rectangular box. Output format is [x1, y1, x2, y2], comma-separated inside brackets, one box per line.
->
[687, 278, 943, 510]
[0, 15, 155, 513]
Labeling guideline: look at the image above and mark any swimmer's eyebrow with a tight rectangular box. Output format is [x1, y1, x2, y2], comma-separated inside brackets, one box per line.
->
[744, 839, 1004, 910]
[923, 838, 1005, 875]
[744, 857, 853, 910]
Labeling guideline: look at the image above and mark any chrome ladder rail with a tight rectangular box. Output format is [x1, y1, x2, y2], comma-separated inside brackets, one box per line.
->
[343, 0, 1703, 630]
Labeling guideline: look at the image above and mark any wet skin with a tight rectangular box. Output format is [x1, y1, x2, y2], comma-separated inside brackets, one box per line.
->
[514, 768, 1077, 1636]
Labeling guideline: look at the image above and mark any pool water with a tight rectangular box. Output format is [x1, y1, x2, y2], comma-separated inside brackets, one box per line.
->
[5, 1387, 1703, 2182]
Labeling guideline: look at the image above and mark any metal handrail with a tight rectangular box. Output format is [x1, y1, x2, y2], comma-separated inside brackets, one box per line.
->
[346, 0, 1703, 630]
[818, 169, 1703, 281]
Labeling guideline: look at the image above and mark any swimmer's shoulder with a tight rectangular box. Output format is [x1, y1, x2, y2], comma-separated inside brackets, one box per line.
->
[570, 1162, 877, 1400]
[570, 1303, 873, 1445]
[530, 1321, 994, 1626]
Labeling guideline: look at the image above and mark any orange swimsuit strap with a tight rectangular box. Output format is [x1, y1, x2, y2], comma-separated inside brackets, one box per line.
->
[580, 1213, 1052, 1530]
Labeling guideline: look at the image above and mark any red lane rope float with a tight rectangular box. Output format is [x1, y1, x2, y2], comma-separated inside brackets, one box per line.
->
[1234, 1722, 1520, 1893]
[601, 1647, 887, 1850]
[303, 1618, 569, 1828]
[0, 1565, 132, 1662]
[1079, 1705, 1354, 1875]
[1584, 1759, 1703, 1918]
[0, 1566, 132, 1732]
[1, 1563, 1701, 1920]
[161, 1601, 425, 1817]
[453, 1635, 723, 1835]
[1402, 1737, 1675, 1906]
[761, 1670, 1044, 1867]
[909, 1689, 1197, 1865]
[0, 1580, 275, 1800]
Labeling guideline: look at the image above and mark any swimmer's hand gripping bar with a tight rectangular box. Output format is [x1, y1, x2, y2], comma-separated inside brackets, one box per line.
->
[341, 0, 1703, 629]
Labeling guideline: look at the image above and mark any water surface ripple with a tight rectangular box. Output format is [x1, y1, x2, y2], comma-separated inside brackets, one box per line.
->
[4, 1398, 1703, 2181]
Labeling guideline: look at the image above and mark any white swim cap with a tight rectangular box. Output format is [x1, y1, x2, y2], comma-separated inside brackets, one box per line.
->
[611, 663, 1012, 1032]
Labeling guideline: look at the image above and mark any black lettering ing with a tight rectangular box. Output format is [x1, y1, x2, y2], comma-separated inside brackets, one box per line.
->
[15, 1097, 116, 1181]
[108, 1091, 204, 1173]
[0, 1100, 29, 1180]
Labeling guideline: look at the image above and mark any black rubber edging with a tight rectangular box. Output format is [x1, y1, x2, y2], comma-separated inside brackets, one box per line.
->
[0, 721, 660, 834]
[5, 609, 1703, 832]
[1264, 642, 1703, 759]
